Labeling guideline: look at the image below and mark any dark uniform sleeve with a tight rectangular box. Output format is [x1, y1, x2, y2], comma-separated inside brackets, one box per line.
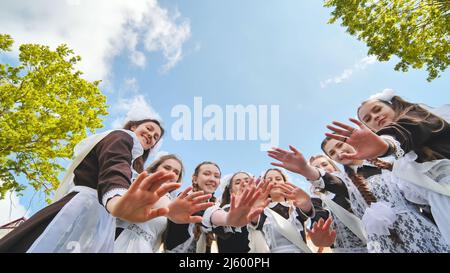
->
[95, 131, 134, 206]
[308, 198, 330, 229]
[322, 173, 350, 200]
[377, 118, 435, 155]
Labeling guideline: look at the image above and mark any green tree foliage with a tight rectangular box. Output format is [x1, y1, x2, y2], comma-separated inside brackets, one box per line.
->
[324, 0, 450, 81]
[0, 34, 108, 202]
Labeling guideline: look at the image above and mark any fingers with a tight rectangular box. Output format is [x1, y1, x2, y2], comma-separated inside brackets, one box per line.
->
[270, 162, 286, 169]
[128, 171, 148, 193]
[326, 124, 351, 137]
[155, 182, 181, 197]
[322, 217, 333, 231]
[267, 152, 284, 162]
[324, 133, 347, 143]
[289, 145, 301, 156]
[141, 170, 175, 192]
[247, 188, 262, 206]
[317, 217, 324, 228]
[332, 121, 356, 132]
[349, 118, 365, 129]
[147, 207, 169, 220]
[186, 190, 204, 201]
[239, 184, 256, 206]
[179, 186, 192, 199]
[272, 147, 290, 154]
[192, 202, 214, 212]
[339, 152, 359, 161]
[312, 221, 319, 232]
[329, 230, 337, 242]
[230, 194, 236, 210]
[239, 187, 252, 205]
[149, 173, 178, 192]
[247, 207, 264, 221]
[188, 216, 203, 223]
[267, 149, 285, 158]
[192, 194, 212, 204]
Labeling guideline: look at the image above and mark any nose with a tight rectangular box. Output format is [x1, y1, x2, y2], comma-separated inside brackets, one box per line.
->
[374, 113, 381, 121]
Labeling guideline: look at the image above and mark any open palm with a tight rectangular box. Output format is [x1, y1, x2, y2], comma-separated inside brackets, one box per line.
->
[277, 182, 312, 212]
[226, 181, 267, 227]
[326, 118, 389, 161]
[267, 145, 308, 174]
[167, 187, 214, 224]
[112, 170, 180, 223]
[307, 217, 337, 248]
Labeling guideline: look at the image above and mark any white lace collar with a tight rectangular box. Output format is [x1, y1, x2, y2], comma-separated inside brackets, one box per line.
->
[269, 201, 290, 208]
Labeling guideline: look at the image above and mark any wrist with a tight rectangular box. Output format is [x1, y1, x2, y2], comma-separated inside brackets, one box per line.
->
[378, 139, 390, 158]
[106, 196, 121, 217]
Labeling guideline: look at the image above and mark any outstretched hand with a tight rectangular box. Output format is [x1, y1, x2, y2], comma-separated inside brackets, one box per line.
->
[325, 118, 389, 161]
[306, 217, 336, 248]
[226, 179, 269, 227]
[167, 186, 214, 224]
[277, 182, 312, 212]
[267, 145, 320, 181]
[107, 170, 180, 223]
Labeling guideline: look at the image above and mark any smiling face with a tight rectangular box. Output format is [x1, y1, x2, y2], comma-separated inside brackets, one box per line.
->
[323, 138, 358, 166]
[264, 169, 286, 199]
[358, 99, 396, 132]
[193, 164, 221, 194]
[155, 158, 182, 183]
[311, 156, 338, 173]
[230, 172, 251, 195]
[131, 121, 162, 150]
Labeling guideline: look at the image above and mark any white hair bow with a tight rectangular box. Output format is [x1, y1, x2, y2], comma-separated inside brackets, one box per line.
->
[368, 88, 395, 102]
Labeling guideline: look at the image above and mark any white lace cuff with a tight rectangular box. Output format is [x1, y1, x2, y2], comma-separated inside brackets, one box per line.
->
[309, 168, 326, 190]
[201, 204, 223, 230]
[102, 188, 127, 209]
[380, 135, 405, 159]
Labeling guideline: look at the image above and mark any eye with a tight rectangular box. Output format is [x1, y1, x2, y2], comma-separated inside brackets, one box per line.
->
[373, 106, 381, 113]
[164, 166, 171, 171]
[337, 142, 343, 148]
[364, 116, 371, 123]
[154, 135, 159, 141]
[329, 150, 335, 156]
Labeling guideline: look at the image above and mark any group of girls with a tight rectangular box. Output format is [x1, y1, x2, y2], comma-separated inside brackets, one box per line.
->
[0, 90, 448, 253]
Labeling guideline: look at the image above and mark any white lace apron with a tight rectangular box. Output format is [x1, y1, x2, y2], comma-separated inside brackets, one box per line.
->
[27, 186, 115, 253]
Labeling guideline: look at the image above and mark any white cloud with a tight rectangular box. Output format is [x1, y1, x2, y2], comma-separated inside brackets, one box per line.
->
[110, 95, 162, 128]
[0, 191, 29, 226]
[124, 77, 140, 93]
[320, 55, 377, 88]
[0, 0, 191, 81]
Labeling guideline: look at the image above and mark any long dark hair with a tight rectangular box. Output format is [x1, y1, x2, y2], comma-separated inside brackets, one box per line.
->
[358, 96, 447, 161]
[146, 154, 184, 182]
[321, 137, 402, 244]
[220, 171, 251, 207]
[123, 119, 164, 173]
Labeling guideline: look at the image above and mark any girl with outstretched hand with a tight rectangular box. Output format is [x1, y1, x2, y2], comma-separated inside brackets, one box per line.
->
[164, 161, 222, 253]
[114, 154, 214, 253]
[268, 147, 367, 252]
[320, 132, 449, 252]
[0, 118, 179, 253]
[326, 93, 450, 246]
[201, 176, 272, 252]
[248, 168, 314, 253]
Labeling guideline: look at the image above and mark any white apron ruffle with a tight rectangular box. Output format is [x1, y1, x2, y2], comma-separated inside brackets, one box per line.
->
[27, 186, 115, 253]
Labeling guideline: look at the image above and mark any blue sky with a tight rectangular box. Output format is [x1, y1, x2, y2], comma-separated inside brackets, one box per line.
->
[1, 0, 449, 223]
